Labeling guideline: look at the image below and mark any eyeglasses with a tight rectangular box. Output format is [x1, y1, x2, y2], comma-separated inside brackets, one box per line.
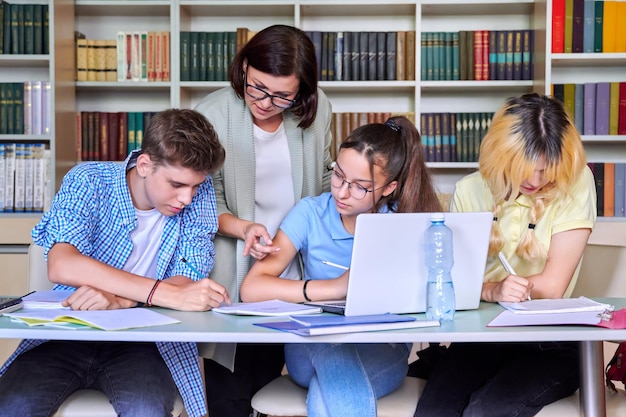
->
[330, 169, 387, 200]
[244, 73, 297, 109]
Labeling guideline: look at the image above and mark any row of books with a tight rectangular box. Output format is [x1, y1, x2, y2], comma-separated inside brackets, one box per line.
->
[329, 111, 408, 160]
[589, 163, 626, 217]
[0, 142, 51, 213]
[552, 0, 626, 53]
[422, 30, 534, 82]
[306, 31, 417, 82]
[0, 1, 49, 55]
[0, 81, 50, 135]
[76, 111, 156, 162]
[420, 112, 494, 163]
[180, 31, 237, 82]
[553, 82, 626, 136]
[75, 31, 171, 83]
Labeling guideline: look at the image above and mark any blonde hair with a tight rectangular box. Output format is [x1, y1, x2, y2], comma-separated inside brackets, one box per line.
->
[479, 93, 586, 261]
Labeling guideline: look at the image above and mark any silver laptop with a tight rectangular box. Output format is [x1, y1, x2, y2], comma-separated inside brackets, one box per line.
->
[307, 211, 492, 316]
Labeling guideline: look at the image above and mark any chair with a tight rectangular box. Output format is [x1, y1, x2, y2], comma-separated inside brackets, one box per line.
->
[251, 374, 425, 417]
[537, 221, 626, 416]
[27, 244, 186, 417]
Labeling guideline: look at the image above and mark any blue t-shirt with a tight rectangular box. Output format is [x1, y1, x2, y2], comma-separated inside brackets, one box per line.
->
[280, 192, 391, 281]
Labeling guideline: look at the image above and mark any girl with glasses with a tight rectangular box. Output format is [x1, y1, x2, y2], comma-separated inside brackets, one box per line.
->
[194, 24, 333, 417]
[241, 116, 441, 417]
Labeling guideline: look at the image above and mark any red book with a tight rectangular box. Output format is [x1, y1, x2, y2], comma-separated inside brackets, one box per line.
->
[108, 112, 120, 162]
[552, 0, 566, 53]
[118, 112, 128, 161]
[482, 30, 489, 81]
[619, 82, 626, 135]
[473, 30, 483, 80]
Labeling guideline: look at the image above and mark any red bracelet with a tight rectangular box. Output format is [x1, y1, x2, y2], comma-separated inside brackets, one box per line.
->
[147, 280, 162, 307]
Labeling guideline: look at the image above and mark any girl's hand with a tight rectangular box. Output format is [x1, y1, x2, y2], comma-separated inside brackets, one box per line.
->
[482, 275, 533, 303]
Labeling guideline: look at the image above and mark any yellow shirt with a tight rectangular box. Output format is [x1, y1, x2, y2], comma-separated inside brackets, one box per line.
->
[451, 166, 597, 297]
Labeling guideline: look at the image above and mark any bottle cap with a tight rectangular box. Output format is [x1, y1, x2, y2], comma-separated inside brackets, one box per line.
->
[430, 212, 445, 222]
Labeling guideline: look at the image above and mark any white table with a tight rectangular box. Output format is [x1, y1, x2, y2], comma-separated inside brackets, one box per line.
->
[1, 299, 623, 417]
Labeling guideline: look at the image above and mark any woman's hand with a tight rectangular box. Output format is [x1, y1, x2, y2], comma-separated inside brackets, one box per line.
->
[242, 222, 280, 260]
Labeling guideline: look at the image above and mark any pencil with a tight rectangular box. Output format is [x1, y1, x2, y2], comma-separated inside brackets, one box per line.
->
[321, 260, 349, 271]
[181, 257, 204, 279]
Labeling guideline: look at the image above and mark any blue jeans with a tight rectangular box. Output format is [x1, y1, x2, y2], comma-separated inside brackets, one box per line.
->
[414, 342, 580, 417]
[285, 343, 410, 417]
[0, 341, 179, 417]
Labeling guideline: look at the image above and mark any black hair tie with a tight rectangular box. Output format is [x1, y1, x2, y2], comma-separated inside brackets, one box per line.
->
[384, 118, 401, 133]
[528, 223, 536, 229]
[493, 217, 498, 222]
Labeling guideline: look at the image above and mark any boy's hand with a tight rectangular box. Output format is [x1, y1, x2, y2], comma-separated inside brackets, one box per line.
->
[63, 286, 137, 310]
[157, 279, 231, 311]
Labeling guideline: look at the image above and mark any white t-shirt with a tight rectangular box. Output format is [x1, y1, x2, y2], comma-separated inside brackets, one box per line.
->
[123, 208, 166, 278]
[253, 122, 301, 280]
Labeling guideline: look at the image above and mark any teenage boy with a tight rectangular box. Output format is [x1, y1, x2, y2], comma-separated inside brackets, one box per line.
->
[0, 108, 229, 417]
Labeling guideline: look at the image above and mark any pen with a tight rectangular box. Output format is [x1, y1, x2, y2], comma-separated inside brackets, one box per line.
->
[19, 291, 35, 299]
[322, 260, 349, 271]
[497, 252, 531, 301]
[181, 257, 204, 279]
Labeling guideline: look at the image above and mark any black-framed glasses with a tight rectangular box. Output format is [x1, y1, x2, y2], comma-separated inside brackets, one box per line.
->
[330, 169, 387, 200]
[244, 73, 297, 109]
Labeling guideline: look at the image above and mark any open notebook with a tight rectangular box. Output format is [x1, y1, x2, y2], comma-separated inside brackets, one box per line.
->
[306, 212, 492, 316]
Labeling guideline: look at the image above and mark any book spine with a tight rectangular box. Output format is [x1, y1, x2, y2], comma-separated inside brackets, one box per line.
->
[583, 82, 596, 135]
[594, 0, 604, 52]
[505, 31, 514, 80]
[116, 31, 126, 82]
[335, 31, 345, 81]
[595, 163, 605, 216]
[595, 82, 610, 135]
[14, 143, 25, 212]
[24, 143, 33, 212]
[618, 82, 626, 135]
[94, 39, 106, 82]
[488, 30, 497, 80]
[405, 30, 416, 81]
[4, 143, 15, 212]
[571, 0, 585, 53]
[583, 0, 595, 52]
[385, 32, 396, 81]
[564, 0, 574, 53]
[32, 143, 45, 212]
[615, 163, 625, 217]
[342, 31, 352, 81]
[513, 30, 522, 80]
[521, 30, 532, 81]
[473, 31, 482, 81]
[180, 31, 190, 82]
[603, 0, 617, 52]
[575, 83, 584, 134]
[553, 0, 566, 53]
[604, 163, 615, 217]
[496, 31, 506, 80]
[609, 81, 620, 135]
[396, 30, 404, 81]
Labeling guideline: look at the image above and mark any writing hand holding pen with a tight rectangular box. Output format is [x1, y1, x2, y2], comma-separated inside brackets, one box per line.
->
[181, 257, 231, 308]
[498, 252, 531, 301]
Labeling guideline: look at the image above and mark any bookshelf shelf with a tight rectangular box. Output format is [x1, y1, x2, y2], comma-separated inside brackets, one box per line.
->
[420, 81, 534, 92]
[551, 53, 626, 68]
[0, 56, 50, 68]
[60, 0, 623, 218]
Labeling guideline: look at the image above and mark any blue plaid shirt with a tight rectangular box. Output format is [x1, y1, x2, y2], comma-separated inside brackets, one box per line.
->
[0, 151, 217, 417]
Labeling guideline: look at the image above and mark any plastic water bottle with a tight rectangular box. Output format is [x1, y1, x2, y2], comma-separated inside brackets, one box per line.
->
[425, 213, 456, 321]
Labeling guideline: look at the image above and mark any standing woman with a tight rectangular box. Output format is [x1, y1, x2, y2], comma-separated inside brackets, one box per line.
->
[194, 24, 333, 417]
[414, 93, 597, 417]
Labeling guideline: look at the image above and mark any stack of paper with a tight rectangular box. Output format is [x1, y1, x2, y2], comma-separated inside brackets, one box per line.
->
[213, 300, 323, 316]
[21, 290, 74, 310]
[256, 314, 440, 336]
[4, 308, 180, 331]
[489, 297, 614, 328]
